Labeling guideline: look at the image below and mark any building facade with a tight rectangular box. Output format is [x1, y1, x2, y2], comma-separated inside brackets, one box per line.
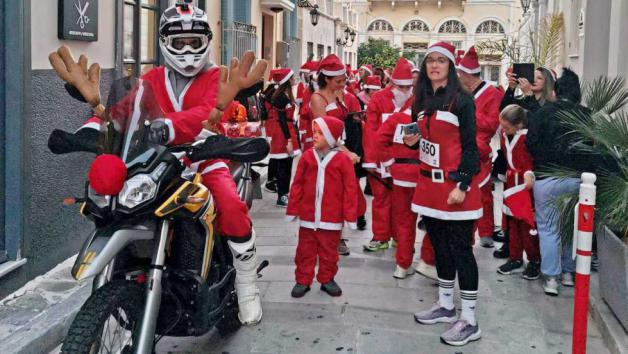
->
[0, 0, 302, 297]
[353, 0, 523, 85]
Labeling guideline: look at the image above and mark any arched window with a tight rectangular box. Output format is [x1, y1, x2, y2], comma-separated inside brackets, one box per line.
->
[438, 20, 466, 34]
[403, 20, 430, 32]
[368, 20, 394, 32]
[476, 20, 505, 34]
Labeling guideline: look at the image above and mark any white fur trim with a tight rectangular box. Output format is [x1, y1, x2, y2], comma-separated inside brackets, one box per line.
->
[164, 67, 195, 112]
[360, 65, 373, 75]
[503, 183, 527, 199]
[269, 152, 290, 159]
[478, 171, 492, 188]
[393, 179, 417, 188]
[411, 203, 483, 220]
[312, 150, 338, 230]
[503, 129, 528, 170]
[279, 70, 294, 85]
[305, 137, 313, 142]
[362, 162, 377, 168]
[392, 78, 414, 86]
[474, 81, 491, 99]
[435, 110, 459, 127]
[457, 65, 481, 74]
[76, 121, 101, 132]
[364, 85, 381, 90]
[299, 220, 343, 230]
[382, 158, 395, 167]
[321, 68, 346, 77]
[426, 46, 455, 63]
[200, 161, 229, 175]
[313, 117, 337, 147]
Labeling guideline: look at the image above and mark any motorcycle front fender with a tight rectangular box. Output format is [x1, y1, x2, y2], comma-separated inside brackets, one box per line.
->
[72, 224, 155, 280]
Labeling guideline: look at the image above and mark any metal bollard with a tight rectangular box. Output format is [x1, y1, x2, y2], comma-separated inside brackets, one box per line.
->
[572, 172, 596, 354]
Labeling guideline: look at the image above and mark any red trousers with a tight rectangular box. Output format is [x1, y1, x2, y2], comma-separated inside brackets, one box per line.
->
[507, 216, 540, 262]
[477, 181, 495, 238]
[392, 185, 417, 268]
[201, 167, 251, 238]
[295, 227, 341, 285]
[420, 233, 436, 266]
[367, 174, 393, 242]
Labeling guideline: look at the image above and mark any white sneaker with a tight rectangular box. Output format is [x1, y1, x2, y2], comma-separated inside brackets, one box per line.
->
[543, 276, 559, 296]
[414, 259, 438, 281]
[561, 272, 575, 287]
[393, 265, 414, 279]
[228, 234, 263, 326]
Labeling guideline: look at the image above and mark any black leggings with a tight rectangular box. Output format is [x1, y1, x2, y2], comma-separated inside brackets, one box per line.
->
[424, 216, 478, 291]
[276, 157, 293, 197]
[268, 158, 278, 182]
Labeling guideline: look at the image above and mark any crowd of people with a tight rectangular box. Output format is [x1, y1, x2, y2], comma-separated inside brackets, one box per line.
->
[257, 40, 595, 347]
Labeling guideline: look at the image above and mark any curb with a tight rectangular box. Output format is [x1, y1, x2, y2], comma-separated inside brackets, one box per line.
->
[0, 284, 90, 354]
[589, 273, 628, 354]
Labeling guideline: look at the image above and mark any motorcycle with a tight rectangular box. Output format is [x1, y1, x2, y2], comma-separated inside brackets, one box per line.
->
[49, 77, 270, 353]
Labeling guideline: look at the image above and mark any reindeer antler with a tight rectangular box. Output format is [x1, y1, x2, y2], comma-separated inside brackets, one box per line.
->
[49, 46, 103, 115]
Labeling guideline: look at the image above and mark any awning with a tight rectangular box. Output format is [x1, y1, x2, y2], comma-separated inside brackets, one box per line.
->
[260, 0, 295, 12]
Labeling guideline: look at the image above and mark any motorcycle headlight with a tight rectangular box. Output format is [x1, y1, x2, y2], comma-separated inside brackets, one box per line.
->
[118, 174, 157, 209]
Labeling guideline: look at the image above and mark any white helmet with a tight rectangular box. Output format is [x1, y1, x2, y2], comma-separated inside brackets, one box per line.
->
[159, 1, 213, 77]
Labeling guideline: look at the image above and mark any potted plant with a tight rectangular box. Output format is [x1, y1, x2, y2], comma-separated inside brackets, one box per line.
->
[544, 76, 628, 330]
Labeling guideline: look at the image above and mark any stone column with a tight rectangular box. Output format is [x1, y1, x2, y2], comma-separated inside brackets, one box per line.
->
[607, 0, 628, 78]
[581, 0, 611, 82]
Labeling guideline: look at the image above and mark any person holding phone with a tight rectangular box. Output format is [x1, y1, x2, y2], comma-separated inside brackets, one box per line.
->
[403, 42, 482, 346]
[500, 66, 557, 112]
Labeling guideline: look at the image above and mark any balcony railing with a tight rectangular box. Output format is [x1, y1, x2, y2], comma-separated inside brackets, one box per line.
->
[222, 21, 258, 64]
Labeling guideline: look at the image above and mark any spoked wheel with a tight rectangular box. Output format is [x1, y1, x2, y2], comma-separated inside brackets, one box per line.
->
[61, 281, 145, 354]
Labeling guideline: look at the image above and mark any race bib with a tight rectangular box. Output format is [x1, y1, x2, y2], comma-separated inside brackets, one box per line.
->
[393, 124, 407, 144]
[382, 113, 392, 122]
[419, 138, 440, 167]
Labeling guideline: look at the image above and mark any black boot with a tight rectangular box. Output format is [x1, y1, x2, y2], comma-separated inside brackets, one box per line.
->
[493, 230, 510, 259]
[321, 280, 342, 297]
[357, 215, 367, 230]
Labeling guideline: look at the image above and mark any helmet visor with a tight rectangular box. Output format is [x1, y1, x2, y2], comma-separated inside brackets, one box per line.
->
[164, 34, 209, 55]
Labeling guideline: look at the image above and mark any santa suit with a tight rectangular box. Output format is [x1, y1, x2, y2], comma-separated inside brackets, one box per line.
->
[473, 81, 504, 238]
[287, 149, 363, 285]
[363, 86, 412, 242]
[501, 130, 540, 262]
[267, 96, 302, 159]
[77, 66, 251, 238]
[376, 112, 435, 268]
[299, 88, 314, 151]
[411, 109, 483, 220]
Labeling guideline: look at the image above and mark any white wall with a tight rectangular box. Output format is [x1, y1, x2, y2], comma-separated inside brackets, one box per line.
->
[31, 0, 116, 70]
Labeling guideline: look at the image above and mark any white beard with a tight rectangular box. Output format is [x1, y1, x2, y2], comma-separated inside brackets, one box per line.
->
[392, 87, 413, 109]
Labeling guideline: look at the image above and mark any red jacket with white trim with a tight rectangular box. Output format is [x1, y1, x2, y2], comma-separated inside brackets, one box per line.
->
[286, 149, 362, 230]
[77, 66, 220, 146]
[363, 86, 412, 170]
[500, 129, 534, 188]
[474, 82, 504, 186]
[376, 112, 421, 187]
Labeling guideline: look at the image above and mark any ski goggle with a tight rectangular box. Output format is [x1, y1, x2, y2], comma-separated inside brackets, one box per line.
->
[163, 34, 209, 55]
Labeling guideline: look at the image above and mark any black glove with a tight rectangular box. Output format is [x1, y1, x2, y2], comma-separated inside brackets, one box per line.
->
[147, 120, 170, 145]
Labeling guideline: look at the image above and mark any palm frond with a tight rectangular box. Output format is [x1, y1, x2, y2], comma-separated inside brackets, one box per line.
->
[530, 13, 565, 67]
[546, 190, 579, 246]
[583, 76, 628, 114]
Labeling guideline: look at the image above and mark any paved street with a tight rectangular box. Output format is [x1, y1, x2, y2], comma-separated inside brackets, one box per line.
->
[155, 180, 611, 354]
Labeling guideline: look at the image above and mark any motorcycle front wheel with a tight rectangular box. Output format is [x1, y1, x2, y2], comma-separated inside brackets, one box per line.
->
[61, 280, 145, 354]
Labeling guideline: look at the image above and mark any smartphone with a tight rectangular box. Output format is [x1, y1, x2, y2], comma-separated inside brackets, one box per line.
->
[513, 63, 535, 85]
[403, 122, 419, 135]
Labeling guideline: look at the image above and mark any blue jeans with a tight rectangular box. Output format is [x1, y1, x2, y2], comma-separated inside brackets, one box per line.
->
[533, 177, 580, 277]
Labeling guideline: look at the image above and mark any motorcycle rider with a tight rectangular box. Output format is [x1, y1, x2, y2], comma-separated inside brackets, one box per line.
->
[72, 1, 263, 325]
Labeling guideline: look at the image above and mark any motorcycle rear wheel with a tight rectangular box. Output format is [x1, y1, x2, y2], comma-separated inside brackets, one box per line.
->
[61, 280, 145, 354]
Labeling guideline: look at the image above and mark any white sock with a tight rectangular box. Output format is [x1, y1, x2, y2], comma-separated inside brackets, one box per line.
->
[460, 290, 478, 326]
[438, 278, 455, 310]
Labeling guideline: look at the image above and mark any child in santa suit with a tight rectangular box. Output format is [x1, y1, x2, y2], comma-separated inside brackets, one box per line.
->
[495, 105, 541, 280]
[286, 116, 363, 297]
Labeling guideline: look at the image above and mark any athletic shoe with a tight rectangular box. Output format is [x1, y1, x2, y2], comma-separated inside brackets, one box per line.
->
[291, 284, 310, 298]
[414, 303, 457, 325]
[497, 260, 523, 275]
[363, 240, 389, 252]
[440, 320, 482, 346]
[390, 239, 398, 248]
[493, 243, 509, 259]
[276, 194, 288, 208]
[357, 215, 367, 231]
[414, 259, 438, 281]
[492, 229, 506, 243]
[479, 237, 494, 248]
[393, 264, 414, 279]
[264, 180, 277, 193]
[561, 272, 575, 287]
[522, 261, 541, 280]
[320, 280, 342, 297]
[338, 239, 350, 256]
[543, 276, 559, 296]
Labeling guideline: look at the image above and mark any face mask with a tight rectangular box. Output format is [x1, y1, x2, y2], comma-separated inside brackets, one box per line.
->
[392, 87, 413, 106]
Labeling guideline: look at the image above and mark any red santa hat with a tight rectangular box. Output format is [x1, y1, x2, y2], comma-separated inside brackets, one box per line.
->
[502, 184, 538, 235]
[268, 68, 279, 83]
[272, 68, 294, 85]
[317, 54, 346, 77]
[364, 75, 382, 90]
[88, 154, 128, 196]
[313, 116, 344, 148]
[391, 57, 414, 86]
[359, 63, 373, 75]
[457, 46, 481, 74]
[426, 41, 456, 63]
[346, 64, 352, 74]
[300, 62, 312, 74]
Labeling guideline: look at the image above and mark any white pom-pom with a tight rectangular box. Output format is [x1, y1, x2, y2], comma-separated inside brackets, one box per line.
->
[529, 229, 538, 236]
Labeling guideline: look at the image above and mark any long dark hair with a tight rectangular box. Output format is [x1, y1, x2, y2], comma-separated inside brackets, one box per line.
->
[412, 56, 464, 118]
[271, 80, 294, 103]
